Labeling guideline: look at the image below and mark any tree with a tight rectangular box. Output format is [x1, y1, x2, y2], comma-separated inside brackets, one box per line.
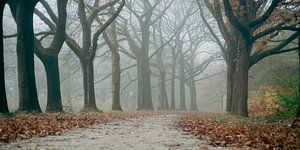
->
[119, 0, 173, 110]
[101, 6, 123, 111]
[170, 3, 198, 110]
[33, 0, 68, 112]
[184, 23, 205, 111]
[198, 0, 299, 116]
[152, 23, 169, 110]
[8, 0, 42, 112]
[36, 0, 125, 110]
[0, 0, 9, 113]
[68, 0, 125, 110]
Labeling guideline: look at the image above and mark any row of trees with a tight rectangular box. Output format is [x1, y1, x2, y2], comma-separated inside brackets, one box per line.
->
[0, 0, 299, 117]
[1, 0, 220, 113]
[0, 0, 125, 113]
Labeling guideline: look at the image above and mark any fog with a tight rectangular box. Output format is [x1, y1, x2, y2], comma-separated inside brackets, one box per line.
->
[2, 0, 297, 114]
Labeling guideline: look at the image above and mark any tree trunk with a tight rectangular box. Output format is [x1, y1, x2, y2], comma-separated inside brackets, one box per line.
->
[103, 18, 122, 111]
[16, 1, 41, 112]
[0, 1, 9, 113]
[81, 59, 97, 110]
[111, 42, 122, 111]
[43, 55, 63, 112]
[136, 57, 153, 110]
[225, 41, 238, 113]
[157, 50, 169, 110]
[137, 59, 144, 110]
[297, 33, 300, 117]
[230, 38, 251, 117]
[170, 49, 176, 110]
[158, 68, 169, 110]
[226, 55, 234, 112]
[179, 53, 186, 110]
[188, 80, 198, 111]
[137, 22, 153, 110]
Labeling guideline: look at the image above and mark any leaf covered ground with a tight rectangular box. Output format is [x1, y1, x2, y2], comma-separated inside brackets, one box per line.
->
[177, 113, 300, 149]
[0, 112, 152, 143]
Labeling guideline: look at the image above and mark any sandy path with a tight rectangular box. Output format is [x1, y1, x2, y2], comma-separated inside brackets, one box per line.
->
[1, 114, 222, 150]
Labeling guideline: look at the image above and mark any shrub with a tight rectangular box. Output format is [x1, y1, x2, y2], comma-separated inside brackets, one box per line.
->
[271, 72, 299, 121]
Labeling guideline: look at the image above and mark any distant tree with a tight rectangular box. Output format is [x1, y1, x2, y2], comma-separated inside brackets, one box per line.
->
[100, 6, 123, 111]
[178, 44, 186, 110]
[197, 0, 299, 116]
[8, 0, 42, 112]
[0, 0, 9, 113]
[149, 1, 196, 110]
[120, 0, 174, 110]
[152, 23, 169, 110]
[184, 23, 205, 111]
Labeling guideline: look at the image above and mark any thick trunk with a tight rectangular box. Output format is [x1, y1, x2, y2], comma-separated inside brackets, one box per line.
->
[225, 42, 238, 113]
[179, 53, 186, 110]
[230, 38, 251, 117]
[0, 1, 9, 113]
[170, 53, 176, 110]
[226, 58, 234, 112]
[81, 59, 97, 110]
[188, 80, 198, 111]
[43, 55, 63, 112]
[297, 34, 300, 117]
[136, 57, 153, 110]
[16, 1, 41, 112]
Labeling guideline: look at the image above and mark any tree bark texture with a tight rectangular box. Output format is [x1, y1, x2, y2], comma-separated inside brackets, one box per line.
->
[297, 33, 300, 117]
[225, 43, 238, 112]
[43, 55, 63, 112]
[230, 38, 251, 117]
[15, 0, 41, 112]
[0, 1, 9, 113]
[81, 59, 97, 110]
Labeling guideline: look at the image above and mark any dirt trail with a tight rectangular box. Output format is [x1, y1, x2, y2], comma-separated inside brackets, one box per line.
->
[1, 114, 223, 150]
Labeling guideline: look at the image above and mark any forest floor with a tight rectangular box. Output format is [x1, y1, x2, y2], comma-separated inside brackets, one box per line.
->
[0, 112, 299, 149]
[0, 113, 222, 150]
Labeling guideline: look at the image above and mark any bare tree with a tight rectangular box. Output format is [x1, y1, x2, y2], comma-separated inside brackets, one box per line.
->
[152, 22, 169, 110]
[100, 5, 123, 111]
[33, 0, 68, 112]
[119, 0, 173, 110]
[36, 0, 125, 110]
